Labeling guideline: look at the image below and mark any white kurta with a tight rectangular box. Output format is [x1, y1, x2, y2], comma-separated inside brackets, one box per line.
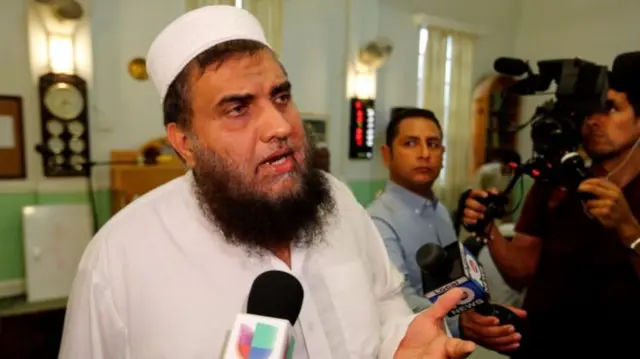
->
[59, 172, 416, 359]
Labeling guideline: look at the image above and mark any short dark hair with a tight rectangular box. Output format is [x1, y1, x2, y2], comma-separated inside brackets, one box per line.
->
[385, 107, 442, 148]
[609, 51, 640, 116]
[162, 39, 271, 128]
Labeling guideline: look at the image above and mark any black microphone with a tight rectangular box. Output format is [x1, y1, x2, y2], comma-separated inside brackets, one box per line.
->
[247, 270, 304, 326]
[222, 270, 304, 358]
[494, 57, 529, 76]
[417, 243, 524, 336]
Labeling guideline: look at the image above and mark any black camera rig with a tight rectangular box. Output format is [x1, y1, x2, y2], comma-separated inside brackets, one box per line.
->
[463, 57, 610, 240]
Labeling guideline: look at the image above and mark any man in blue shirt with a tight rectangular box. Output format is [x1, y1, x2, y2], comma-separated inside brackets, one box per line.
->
[368, 107, 523, 351]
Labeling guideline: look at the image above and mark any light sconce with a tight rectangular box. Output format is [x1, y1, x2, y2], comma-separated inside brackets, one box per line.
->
[348, 63, 377, 100]
[48, 33, 75, 74]
[353, 69, 376, 99]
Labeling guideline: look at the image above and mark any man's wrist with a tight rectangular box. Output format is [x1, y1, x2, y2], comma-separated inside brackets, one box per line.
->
[617, 219, 640, 251]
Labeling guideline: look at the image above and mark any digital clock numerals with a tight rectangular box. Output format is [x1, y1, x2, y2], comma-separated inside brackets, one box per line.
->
[350, 99, 376, 159]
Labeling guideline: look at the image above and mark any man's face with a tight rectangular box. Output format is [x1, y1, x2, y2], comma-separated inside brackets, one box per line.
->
[167, 49, 334, 253]
[383, 117, 445, 187]
[186, 50, 306, 198]
[582, 90, 640, 159]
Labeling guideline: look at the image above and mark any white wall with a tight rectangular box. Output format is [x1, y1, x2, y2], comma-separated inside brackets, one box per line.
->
[280, 0, 347, 179]
[90, 0, 184, 158]
[514, 0, 640, 156]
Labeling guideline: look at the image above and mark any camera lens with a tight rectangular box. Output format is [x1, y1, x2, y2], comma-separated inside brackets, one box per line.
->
[531, 117, 562, 154]
[559, 152, 592, 190]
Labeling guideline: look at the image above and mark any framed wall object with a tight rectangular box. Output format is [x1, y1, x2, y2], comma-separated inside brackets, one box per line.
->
[302, 113, 328, 146]
[37, 72, 90, 178]
[0, 96, 26, 179]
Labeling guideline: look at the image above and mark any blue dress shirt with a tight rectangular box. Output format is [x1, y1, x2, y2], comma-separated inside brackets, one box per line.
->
[367, 181, 460, 336]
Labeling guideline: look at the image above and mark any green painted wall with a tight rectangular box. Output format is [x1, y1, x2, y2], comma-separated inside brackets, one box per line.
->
[0, 179, 388, 283]
[347, 179, 388, 207]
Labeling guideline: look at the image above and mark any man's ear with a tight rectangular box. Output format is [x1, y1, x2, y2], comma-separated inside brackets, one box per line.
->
[166, 123, 196, 168]
[381, 144, 392, 168]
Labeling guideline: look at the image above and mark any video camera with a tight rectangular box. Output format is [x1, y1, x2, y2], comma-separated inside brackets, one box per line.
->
[463, 57, 610, 240]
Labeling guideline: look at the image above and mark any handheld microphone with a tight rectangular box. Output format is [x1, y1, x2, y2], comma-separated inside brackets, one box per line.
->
[417, 242, 523, 329]
[223, 270, 304, 359]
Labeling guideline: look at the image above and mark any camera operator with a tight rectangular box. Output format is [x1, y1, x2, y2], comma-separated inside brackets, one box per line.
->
[461, 51, 640, 357]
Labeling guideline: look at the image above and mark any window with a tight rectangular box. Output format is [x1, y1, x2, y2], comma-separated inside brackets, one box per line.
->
[417, 28, 454, 181]
[417, 27, 428, 108]
[442, 35, 453, 151]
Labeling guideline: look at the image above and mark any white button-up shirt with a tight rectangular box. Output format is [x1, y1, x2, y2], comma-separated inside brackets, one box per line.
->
[59, 172, 417, 359]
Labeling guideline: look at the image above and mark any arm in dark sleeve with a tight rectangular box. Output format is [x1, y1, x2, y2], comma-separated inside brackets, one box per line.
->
[488, 182, 551, 288]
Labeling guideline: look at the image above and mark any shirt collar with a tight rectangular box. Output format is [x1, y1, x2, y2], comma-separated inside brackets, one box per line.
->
[385, 180, 439, 212]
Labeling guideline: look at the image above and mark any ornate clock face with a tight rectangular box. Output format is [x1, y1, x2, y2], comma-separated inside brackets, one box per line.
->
[44, 83, 85, 120]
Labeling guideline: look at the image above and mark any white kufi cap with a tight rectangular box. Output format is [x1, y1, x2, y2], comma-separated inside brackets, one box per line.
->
[146, 5, 270, 101]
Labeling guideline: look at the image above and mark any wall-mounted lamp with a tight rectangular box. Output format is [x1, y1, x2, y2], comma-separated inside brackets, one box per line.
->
[48, 33, 75, 74]
[347, 37, 393, 100]
[352, 69, 376, 99]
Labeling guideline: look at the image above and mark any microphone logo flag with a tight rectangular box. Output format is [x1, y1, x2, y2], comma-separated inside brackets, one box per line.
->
[423, 242, 490, 317]
[226, 315, 295, 359]
[458, 287, 476, 305]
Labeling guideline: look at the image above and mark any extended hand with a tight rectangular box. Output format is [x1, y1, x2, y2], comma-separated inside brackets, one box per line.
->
[459, 306, 526, 352]
[394, 289, 476, 359]
[578, 178, 639, 233]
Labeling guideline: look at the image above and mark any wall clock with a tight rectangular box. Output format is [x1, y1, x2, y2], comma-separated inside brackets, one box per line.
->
[43, 83, 85, 120]
[38, 72, 91, 177]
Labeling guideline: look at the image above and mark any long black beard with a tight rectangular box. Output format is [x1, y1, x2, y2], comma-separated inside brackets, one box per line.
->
[191, 145, 336, 256]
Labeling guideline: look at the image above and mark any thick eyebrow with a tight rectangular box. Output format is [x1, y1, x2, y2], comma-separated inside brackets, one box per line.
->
[402, 135, 441, 142]
[216, 93, 254, 109]
[270, 81, 291, 97]
[215, 81, 291, 109]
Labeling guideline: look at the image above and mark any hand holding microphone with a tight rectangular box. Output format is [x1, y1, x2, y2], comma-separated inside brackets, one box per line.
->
[459, 305, 526, 353]
[416, 242, 525, 354]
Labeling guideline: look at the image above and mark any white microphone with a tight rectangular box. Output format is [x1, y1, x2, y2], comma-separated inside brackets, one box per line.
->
[223, 270, 304, 359]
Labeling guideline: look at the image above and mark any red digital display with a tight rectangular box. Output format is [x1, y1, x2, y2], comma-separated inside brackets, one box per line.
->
[349, 98, 375, 159]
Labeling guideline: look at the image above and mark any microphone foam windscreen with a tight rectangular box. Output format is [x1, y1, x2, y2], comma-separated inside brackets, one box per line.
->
[416, 243, 446, 271]
[247, 270, 304, 326]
